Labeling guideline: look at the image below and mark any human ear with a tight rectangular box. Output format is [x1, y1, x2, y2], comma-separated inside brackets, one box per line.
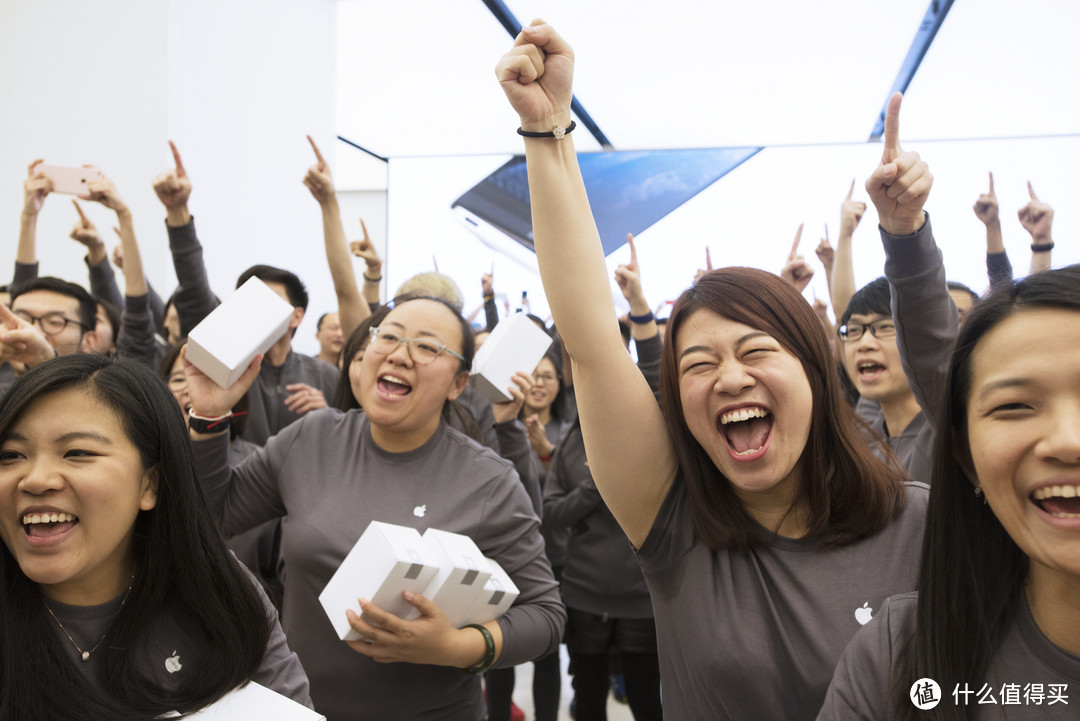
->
[447, 371, 469, 402]
[139, 466, 160, 511]
[289, 307, 305, 331]
[952, 435, 979, 489]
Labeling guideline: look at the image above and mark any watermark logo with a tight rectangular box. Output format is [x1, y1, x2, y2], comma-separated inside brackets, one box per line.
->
[911, 678, 942, 710]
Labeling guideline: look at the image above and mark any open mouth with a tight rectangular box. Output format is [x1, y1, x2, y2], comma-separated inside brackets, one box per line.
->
[719, 407, 773, 457]
[1031, 485, 1080, 519]
[377, 374, 412, 397]
[857, 361, 886, 381]
[22, 512, 79, 539]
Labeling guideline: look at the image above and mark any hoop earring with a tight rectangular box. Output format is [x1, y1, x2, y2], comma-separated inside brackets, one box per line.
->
[974, 485, 988, 504]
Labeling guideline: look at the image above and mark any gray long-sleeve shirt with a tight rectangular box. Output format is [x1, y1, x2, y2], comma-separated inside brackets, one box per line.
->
[192, 410, 565, 721]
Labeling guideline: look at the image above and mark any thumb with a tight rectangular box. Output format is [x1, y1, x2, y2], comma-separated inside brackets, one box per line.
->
[402, 590, 440, 618]
[882, 92, 903, 162]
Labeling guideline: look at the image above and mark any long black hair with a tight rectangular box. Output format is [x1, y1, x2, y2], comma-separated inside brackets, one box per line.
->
[897, 264, 1080, 720]
[0, 355, 271, 720]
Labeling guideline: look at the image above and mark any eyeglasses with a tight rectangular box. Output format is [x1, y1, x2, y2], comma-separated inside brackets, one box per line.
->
[837, 319, 897, 343]
[14, 310, 89, 336]
[166, 372, 187, 390]
[367, 326, 466, 365]
[534, 372, 559, 384]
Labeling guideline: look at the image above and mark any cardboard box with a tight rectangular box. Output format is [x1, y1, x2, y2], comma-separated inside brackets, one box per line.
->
[319, 521, 440, 642]
[185, 681, 325, 720]
[185, 277, 294, 388]
[469, 312, 553, 403]
[463, 556, 520, 625]
[414, 528, 493, 628]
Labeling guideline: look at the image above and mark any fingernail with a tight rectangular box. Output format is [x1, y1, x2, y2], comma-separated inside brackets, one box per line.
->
[403, 590, 414, 601]
[357, 597, 368, 606]
[346, 609, 357, 621]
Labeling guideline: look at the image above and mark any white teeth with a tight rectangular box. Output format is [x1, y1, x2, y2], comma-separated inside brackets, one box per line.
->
[22, 512, 75, 525]
[1032, 484, 1080, 501]
[732, 446, 764, 457]
[380, 375, 409, 386]
[858, 362, 883, 371]
[720, 407, 769, 425]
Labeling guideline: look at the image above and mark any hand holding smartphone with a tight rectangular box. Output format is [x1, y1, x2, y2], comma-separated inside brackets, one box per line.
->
[37, 164, 105, 195]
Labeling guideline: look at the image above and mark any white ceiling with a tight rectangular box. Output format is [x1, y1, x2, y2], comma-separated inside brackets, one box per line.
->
[335, 0, 1080, 158]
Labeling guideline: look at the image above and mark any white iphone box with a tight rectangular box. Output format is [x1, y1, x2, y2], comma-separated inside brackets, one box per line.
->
[414, 529, 493, 628]
[463, 556, 520, 625]
[470, 312, 552, 403]
[185, 277, 294, 388]
[184, 681, 325, 720]
[319, 521, 440, 642]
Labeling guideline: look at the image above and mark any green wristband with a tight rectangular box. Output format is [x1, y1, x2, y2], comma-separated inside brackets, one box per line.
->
[462, 623, 496, 675]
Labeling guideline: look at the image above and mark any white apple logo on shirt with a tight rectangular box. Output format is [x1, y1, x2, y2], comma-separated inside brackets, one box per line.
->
[855, 602, 873, 625]
[413, 505, 426, 518]
[165, 650, 182, 673]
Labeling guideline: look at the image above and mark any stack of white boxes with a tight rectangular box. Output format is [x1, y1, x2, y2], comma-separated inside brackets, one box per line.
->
[320, 521, 521, 640]
[185, 681, 325, 720]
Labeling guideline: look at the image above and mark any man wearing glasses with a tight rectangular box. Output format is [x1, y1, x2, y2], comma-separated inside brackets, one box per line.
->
[1, 277, 100, 364]
[837, 276, 932, 485]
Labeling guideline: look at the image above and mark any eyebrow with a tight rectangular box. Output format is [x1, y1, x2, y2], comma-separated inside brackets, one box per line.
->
[2, 431, 113, 444]
[382, 321, 447, 343]
[976, 378, 1036, 398]
[678, 331, 772, 361]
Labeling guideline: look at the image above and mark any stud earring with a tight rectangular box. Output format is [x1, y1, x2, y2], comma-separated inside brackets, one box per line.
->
[974, 485, 988, 504]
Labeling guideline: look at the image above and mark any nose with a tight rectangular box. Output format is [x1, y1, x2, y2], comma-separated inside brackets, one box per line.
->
[16, 457, 66, 495]
[386, 339, 414, 367]
[1036, 401, 1080, 465]
[712, 361, 754, 396]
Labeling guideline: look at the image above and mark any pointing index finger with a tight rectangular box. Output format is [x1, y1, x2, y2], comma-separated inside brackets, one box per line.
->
[988, 171, 994, 195]
[789, 224, 804, 260]
[626, 233, 637, 265]
[168, 140, 187, 177]
[307, 134, 326, 168]
[1027, 180, 1038, 200]
[846, 178, 855, 201]
[705, 247, 713, 270]
[882, 92, 903, 162]
[359, 218, 369, 241]
[72, 199, 89, 223]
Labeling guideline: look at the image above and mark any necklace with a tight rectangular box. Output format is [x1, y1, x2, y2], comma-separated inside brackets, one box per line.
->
[43, 574, 135, 661]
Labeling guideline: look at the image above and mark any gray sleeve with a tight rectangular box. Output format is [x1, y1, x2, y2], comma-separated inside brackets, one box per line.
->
[986, 250, 1013, 293]
[816, 595, 912, 721]
[248, 571, 314, 709]
[480, 465, 566, 668]
[191, 428, 291, 538]
[542, 427, 603, 530]
[116, 293, 158, 367]
[12, 261, 38, 286]
[494, 419, 543, 517]
[882, 216, 957, 429]
[146, 280, 166, 333]
[85, 256, 124, 310]
[167, 219, 219, 338]
[634, 332, 663, 403]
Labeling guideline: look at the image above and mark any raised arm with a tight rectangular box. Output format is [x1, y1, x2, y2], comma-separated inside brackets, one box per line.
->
[349, 218, 383, 310]
[780, 223, 814, 293]
[829, 179, 865, 319]
[495, 21, 675, 547]
[481, 267, 499, 331]
[973, 171, 1012, 291]
[866, 93, 953, 424]
[16, 160, 51, 272]
[152, 141, 219, 337]
[303, 135, 370, 336]
[1018, 181, 1053, 275]
[71, 200, 124, 311]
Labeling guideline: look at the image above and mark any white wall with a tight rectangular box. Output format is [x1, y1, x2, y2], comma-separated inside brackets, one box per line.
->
[1, 0, 345, 355]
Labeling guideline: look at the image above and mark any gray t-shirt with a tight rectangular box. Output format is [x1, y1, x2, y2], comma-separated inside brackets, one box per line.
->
[635, 476, 928, 720]
[48, 574, 312, 711]
[242, 350, 339, 446]
[192, 409, 565, 721]
[818, 592, 1080, 720]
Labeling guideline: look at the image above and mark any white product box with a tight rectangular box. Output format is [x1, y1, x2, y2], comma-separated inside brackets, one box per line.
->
[185, 277, 294, 388]
[469, 312, 553, 403]
[319, 521, 440, 642]
[414, 528, 493, 628]
[185, 681, 325, 720]
[463, 556, 520, 625]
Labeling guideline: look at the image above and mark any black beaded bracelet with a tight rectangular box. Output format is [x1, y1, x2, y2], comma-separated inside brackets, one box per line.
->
[517, 120, 576, 140]
[462, 623, 496, 675]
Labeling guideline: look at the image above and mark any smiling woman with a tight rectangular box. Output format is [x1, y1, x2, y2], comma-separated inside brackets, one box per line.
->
[0, 355, 311, 721]
[819, 265, 1080, 721]
[184, 295, 564, 721]
[496, 21, 931, 719]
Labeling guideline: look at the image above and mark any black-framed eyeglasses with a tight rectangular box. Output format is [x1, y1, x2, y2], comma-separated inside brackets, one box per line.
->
[13, 310, 89, 336]
[533, 372, 559, 384]
[367, 326, 466, 365]
[837, 319, 897, 343]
